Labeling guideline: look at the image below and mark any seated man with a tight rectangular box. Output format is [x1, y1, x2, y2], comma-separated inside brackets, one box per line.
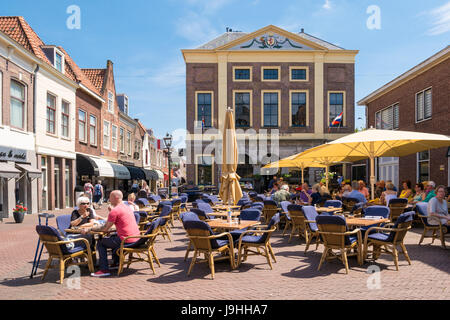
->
[82, 190, 140, 277]
[347, 181, 367, 204]
[273, 184, 291, 206]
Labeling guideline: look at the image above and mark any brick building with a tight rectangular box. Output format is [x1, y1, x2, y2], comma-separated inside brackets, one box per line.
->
[358, 46, 450, 187]
[182, 25, 358, 188]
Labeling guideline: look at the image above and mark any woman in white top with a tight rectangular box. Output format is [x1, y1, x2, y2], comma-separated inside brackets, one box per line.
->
[125, 193, 140, 211]
[427, 185, 449, 226]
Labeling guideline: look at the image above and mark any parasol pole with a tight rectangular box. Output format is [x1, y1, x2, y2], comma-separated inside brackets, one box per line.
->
[369, 142, 376, 200]
[325, 165, 329, 190]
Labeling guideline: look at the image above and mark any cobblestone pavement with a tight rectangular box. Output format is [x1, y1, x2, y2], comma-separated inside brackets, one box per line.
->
[0, 205, 449, 300]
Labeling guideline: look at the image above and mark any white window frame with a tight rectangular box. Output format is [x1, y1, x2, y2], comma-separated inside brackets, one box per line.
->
[111, 125, 118, 151]
[415, 87, 432, 123]
[124, 96, 129, 115]
[119, 127, 125, 153]
[374, 103, 399, 130]
[61, 100, 70, 138]
[89, 115, 97, 146]
[108, 91, 114, 113]
[103, 120, 110, 150]
[10, 79, 27, 130]
[78, 109, 87, 143]
[127, 131, 132, 155]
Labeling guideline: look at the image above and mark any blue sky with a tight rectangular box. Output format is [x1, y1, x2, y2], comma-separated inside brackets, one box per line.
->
[3, 0, 449, 147]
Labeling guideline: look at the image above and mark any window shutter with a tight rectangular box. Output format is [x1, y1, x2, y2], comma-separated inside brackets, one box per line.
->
[375, 112, 381, 129]
[416, 92, 424, 121]
[424, 89, 432, 119]
[381, 108, 392, 129]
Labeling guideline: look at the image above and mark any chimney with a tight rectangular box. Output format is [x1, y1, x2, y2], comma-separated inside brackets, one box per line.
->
[300, 28, 304, 33]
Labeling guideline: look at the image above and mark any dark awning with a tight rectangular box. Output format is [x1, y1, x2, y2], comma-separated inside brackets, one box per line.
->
[125, 166, 146, 180]
[142, 168, 157, 180]
[109, 162, 131, 180]
[76, 154, 114, 177]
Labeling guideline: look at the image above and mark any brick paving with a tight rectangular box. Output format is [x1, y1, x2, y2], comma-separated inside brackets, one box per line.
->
[0, 205, 449, 300]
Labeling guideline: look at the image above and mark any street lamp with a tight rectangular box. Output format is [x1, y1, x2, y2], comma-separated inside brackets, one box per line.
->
[163, 133, 173, 198]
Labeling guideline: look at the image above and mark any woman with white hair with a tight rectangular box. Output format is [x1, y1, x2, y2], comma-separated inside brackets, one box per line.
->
[70, 196, 96, 228]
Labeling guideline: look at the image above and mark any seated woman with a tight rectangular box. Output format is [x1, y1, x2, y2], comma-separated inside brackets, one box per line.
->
[427, 185, 449, 227]
[125, 193, 140, 211]
[71, 196, 96, 228]
[309, 184, 322, 206]
[399, 180, 413, 202]
[380, 183, 398, 205]
[411, 182, 425, 203]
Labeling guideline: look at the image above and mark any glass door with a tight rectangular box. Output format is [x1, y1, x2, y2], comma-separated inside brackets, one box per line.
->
[41, 157, 48, 210]
[54, 161, 60, 209]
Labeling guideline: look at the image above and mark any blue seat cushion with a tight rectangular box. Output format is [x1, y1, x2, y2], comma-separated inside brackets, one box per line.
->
[230, 229, 246, 241]
[346, 235, 357, 245]
[214, 239, 229, 248]
[240, 235, 264, 244]
[67, 245, 88, 255]
[367, 232, 390, 242]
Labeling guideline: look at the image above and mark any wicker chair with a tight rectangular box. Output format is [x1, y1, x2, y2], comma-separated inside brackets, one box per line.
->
[263, 200, 279, 226]
[416, 202, 449, 249]
[35, 225, 94, 284]
[157, 204, 173, 241]
[388, 198, 408, 222]
[342, 197, 359, 215]
[184, 220, 235, 279]
[302, 206, 321, 253]
[316, 215, 363, 274]
[181, 212, 201, 261]
[363, 211, 414, 271]
[285, 204, 305, 243]
[116, 218, 161, 276]
[236, 213, 280, 270]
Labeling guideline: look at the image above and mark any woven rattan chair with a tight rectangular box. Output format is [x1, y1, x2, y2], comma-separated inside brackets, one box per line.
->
[263, 200, 279, 226]
[157, 204, 172, 241]
[363, 211, 414, 271]
[342, 197, 359, 215]
[302, 206, 321, 253]
[388, 198, 408, 222]
[236, 213, 280, 270]
[416, 202, 449, 249]
[316, 215, 363, 274]
[181, 211, 201, 261]
[116, 218, 161, 276]
[285, 204, 305, 243]
[184, 220, 235, 279]
[170, 199, 182, 224]
[35, 225, 94, 284]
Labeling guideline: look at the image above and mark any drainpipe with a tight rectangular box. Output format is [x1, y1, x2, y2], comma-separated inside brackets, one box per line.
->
[33, 64, 39, 134]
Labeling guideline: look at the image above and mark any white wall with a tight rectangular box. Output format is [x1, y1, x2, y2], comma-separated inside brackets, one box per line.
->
[35, 68, 76, 158]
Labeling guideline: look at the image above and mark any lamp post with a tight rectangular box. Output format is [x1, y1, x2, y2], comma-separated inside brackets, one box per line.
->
[163, 133, 173, 198]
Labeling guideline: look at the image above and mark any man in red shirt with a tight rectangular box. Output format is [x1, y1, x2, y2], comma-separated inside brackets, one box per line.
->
[82, 190, 140, 277]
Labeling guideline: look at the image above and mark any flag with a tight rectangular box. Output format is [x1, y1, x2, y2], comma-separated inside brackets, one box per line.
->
[331, 112, 343, 127]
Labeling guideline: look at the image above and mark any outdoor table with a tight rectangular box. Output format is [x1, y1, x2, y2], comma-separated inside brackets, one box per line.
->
[207, 219, 260, 231]
[139, 207, 155, 213]
[207, 211, 241, 218]
[212, 205, 241, 211]
[316, 207, 343, 214]
[345, 217, 390, 227]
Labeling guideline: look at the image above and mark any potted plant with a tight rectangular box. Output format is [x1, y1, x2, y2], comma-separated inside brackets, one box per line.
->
[13, 204, 27, 223]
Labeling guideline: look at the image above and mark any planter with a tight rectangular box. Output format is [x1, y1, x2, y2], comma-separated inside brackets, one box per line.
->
[13, 211, 25, 223]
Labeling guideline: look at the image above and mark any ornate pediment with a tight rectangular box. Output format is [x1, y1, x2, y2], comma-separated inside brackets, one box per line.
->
[229, 33, 314, 51]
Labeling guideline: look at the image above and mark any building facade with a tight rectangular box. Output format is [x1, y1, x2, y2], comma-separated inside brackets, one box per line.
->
[182, 25, 358, 188]
[358, 46, 450, 187]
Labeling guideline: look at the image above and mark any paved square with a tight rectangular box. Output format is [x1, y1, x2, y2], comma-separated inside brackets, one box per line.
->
[0, 206, 449, 300]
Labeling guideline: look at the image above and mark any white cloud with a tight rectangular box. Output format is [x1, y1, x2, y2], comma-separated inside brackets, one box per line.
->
[323, 0, 331, 10]
[426, 1, 450, 35]
[175, 11, 220, 46]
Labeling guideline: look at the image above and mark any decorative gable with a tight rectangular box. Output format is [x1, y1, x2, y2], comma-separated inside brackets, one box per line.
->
[230, 33, 314, 51]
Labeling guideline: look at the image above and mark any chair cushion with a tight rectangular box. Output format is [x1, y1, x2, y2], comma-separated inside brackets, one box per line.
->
[215, 239, 229, 248]
[240, 235, 264, 244]
[367, 232, 390, 242]
[346, 235, 357, 245]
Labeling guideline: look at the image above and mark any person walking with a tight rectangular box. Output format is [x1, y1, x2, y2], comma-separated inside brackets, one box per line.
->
[83, 180, 94, 206]
[93, 180, 104, 209]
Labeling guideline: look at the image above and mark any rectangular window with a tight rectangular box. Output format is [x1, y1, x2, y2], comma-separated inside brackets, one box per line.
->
[291, 92, 307, 127]
[290, 67, 307, 81]
[10, 80, 25, 129]
[55, 52, 63, 72]
[197, 92, 212, 128]
[329, 92, 344, 127]
[103, 121, 110, 149]
[263, 92, 279, 127]
[46, 93, 56, 134]
[134, 140, 140, 160]
[234, 68, 250, 80]
[111, 125, 118, 151]
[120, 127, 124, 153]
[375, 103, 399, 130]
[234, 92, 250, 127]
[416, 88, 432, 122]
[262, 68, 279, 81]
[127, 131, 131, 155]
[78, 110, 86, 142]
[197, 155, 213, 185]
[417, 150, 430, 182]
[124, 96, 128, 115]
[61, 101, 69, 138]
[108, 91, 114, 113]
[89, 115, 97, 145]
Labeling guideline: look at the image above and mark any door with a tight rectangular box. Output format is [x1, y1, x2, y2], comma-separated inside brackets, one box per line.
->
[41, 157, 48, 210]
[55, 162, 60, 209]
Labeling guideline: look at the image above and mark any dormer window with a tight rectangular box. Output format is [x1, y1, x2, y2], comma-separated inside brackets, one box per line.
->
[124, 96, 129, 115]
[55, 52, 63, 72]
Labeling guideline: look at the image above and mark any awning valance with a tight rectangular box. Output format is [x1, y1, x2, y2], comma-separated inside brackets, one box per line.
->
[109, 162, 131, 180]
[76, 154, 114, 177]
[142, 168, 158, 181]
[154, 169, 164, 180]
[0, 162, 20, 179]
[16, 163, 42, 179]
[125, 166, 146, 180]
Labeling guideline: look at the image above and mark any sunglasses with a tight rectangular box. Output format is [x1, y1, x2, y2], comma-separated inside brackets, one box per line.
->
[80, 203, 90, 205]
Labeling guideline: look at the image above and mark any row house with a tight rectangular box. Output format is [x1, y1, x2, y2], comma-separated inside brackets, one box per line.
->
[182, 25, 358, 188]
[0, 16, 162, 216]
[358, 46, 450, 187]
